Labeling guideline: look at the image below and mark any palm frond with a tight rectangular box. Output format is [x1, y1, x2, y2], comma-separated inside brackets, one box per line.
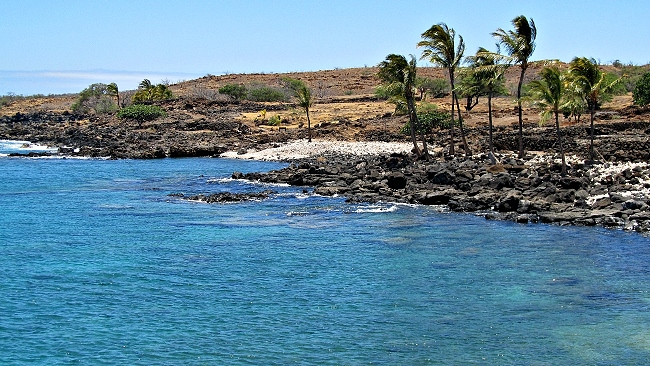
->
[492, 16, 536, 64]
[526, 66, 564, 124]
[139, 79, 153, 90]
[418, 23, 464, 70]
[106, 82, 119, 96]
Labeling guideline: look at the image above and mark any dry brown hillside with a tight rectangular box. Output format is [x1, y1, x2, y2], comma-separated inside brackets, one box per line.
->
[1, 62, 646, 130]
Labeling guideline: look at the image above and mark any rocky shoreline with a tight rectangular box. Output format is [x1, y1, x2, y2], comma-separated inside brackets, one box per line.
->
[4, 104, 650, 234]
[0, 100, 301, 159]
[234, 151, 650, 234]
[168, 190, 276, 203]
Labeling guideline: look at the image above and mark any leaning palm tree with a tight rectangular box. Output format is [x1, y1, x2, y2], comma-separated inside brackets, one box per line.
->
[492, 15, 536, 158]
[418, 23, 468, 156]
[527, 66, 567, 175]
[294, 82, 314, 143]
[107, 82, 120, 108]
[296, 84, 313, 142]
[568, 57, 621, 160]
[139, 79, 153, 92]
[467, 47, 507, 160]
[283, 78, 315, 142]
[377, 54, 428, 157]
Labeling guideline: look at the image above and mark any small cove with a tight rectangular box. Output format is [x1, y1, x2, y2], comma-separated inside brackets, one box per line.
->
[1, 148, 650, 364]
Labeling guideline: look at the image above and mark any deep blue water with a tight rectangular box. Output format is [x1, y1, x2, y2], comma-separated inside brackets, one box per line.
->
[2, 141, 650, 365]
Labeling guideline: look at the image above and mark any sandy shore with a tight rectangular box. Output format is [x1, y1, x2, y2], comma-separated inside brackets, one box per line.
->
[220, 139, 413, 161]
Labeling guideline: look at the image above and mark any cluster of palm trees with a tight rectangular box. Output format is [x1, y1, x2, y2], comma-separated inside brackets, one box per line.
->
[520, 58, 620, 173]
[378, 15, 621, 169]
[132, 79, 173, 103]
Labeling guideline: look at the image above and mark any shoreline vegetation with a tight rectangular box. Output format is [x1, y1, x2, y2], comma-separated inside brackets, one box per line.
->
[2, 22, 650, 234]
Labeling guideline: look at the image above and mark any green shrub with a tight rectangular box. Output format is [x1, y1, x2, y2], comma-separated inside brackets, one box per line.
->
[416, 77, 450, 99]
[633, 72, 650, 106]
[418, 109, 453, 129]
[94, 97, 118, 114]
[603, 72, 627, 97]
[248, 86, 288, 102]
[610, 63, 650, 92]
[117, 104, 166, 121]
[267, 115, 281, 126]
[0, 93, 22, 108]
[374, 84, 396, 100]
[71, 83, 117, 114]
[218, 84, 247, 100]
[400, 107, 452, 135]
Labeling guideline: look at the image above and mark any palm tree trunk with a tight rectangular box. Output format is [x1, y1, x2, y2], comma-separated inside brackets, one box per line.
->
[488, 91, 494, 155]
[449, 72, 456, 156]
[407, 96, 427, 157]
[517, 66, 526, 158]
[454, 93, 471, 156]
[589, 103, 595, 161]
[306, 107, 312, 143]
[408, 121, 420, 156]
[405, 97, 421, 156]
[555, 110, 567, 176]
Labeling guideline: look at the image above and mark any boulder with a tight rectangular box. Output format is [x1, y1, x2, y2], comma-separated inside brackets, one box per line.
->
[623, 199, 645, 210]
[386, 172, 407, 189]
[488, 173, 515, 190]
[497, 193, 521, 212]
[415, 189, 461, 205]
[538, 211, 586, 224]
[428, 169, 456, 185]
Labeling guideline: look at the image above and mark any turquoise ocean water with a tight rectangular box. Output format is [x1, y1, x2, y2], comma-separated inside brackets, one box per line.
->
[1, 140, 650, 364]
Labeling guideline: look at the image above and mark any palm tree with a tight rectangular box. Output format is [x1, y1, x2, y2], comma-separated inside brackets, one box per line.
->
[377, 54, 428, 157]
[294, 82, 314, 143]
[152, 84, 173, 100]
[492, 15, 536, 158]
[467, 47, 507, 159]
[283, 78, 315, 142]
[132, 79, 173, 103]
[107, 83, 120, 108]
[561, 88, 587, 123]
[568, 57, 621, 160]
[527, 66, 567, 175]
[139, 79, 153, 92]
[418, 23, 468, 156]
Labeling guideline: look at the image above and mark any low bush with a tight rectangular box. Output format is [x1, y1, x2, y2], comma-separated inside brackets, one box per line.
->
[248, 86, 288, 102]
[633, 72, 650, 107]
[267, 115, 281, 126]
[218, 84, 247, 100]
[374, 84, 395, 100]
[71, 83, 117, 114]
[401, 107, 452, 135]
[117, 104, 167, 121]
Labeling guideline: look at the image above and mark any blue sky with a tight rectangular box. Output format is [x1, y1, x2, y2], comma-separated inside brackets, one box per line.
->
[1, 0, 649, 95]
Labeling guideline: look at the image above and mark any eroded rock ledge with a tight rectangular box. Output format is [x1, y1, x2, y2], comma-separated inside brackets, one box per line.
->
[169, 190, 276, 203]
[235, 153, 650, 233]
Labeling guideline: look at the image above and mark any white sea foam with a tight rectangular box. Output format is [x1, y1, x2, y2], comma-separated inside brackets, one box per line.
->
[354, 205, 399, 213]
[206, 178, 234, 184]
[0, 139, 57, 152]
